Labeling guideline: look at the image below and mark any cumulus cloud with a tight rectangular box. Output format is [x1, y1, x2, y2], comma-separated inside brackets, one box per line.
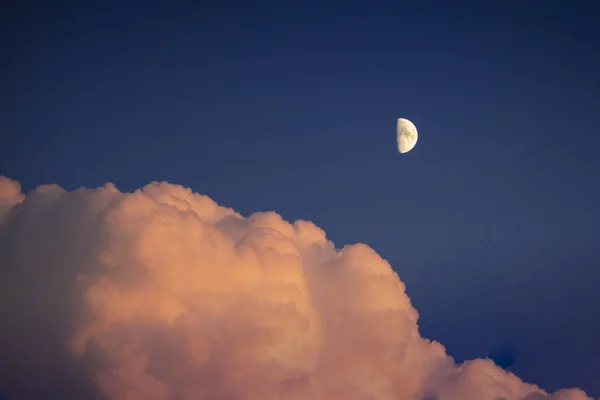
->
[0, 176, 594, 399]
[0, 176, 25, 221]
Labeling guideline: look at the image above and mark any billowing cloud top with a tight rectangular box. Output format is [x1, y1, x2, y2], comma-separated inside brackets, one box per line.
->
[0, 176, 594, 400]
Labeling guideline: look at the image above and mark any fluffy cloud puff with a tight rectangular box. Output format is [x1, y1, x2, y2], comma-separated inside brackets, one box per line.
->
[0, 177, 594, 400]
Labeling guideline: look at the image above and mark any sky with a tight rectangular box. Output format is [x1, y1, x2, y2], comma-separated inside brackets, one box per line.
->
[1, 0, 600, 398]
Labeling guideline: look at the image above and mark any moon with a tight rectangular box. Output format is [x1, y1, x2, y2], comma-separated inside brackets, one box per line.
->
[397, 118, 418, 154]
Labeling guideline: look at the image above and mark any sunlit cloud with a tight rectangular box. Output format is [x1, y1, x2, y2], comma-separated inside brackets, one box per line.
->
[0, 176, 594, 399]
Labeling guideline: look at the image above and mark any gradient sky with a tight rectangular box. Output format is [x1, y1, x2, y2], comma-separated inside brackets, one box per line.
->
[2, 0, 600, 396]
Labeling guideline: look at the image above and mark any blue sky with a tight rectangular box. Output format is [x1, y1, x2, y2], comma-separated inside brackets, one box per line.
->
[2, 0, 600, 396]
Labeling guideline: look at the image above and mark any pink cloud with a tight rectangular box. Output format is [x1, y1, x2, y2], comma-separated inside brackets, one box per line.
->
[0, 178, 594, 399]
[0, 176, 25, 221]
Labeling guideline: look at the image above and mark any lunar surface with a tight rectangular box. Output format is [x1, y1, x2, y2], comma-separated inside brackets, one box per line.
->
[397, 118, 418, 153]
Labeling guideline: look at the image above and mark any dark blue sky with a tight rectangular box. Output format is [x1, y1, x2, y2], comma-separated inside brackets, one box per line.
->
[2, 0, 600, 396]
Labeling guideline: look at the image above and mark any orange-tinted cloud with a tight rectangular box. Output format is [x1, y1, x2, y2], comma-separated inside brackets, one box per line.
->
[0, 176, 25, 221]
[0, 177, 594, 399]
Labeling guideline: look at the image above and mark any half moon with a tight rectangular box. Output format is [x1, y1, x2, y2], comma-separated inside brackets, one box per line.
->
[397, 118, 418, 154]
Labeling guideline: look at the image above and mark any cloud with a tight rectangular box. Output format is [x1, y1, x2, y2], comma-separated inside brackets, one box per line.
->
[0, 176, 595, 399]
[0, 176, 25, 221]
